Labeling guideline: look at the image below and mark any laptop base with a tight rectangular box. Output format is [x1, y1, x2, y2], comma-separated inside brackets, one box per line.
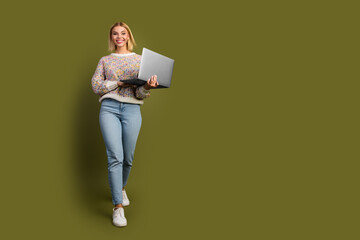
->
[121, 79, 168, 88]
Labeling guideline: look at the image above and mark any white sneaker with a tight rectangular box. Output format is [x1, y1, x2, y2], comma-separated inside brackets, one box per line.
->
[112, 207, 127, 227]
[122, 189, 130, 207]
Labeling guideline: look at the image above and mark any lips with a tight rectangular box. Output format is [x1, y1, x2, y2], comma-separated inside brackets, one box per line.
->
[116, 40, 125, 43]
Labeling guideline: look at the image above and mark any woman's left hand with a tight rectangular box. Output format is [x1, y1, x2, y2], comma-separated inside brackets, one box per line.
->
[144, 75, 159, 90]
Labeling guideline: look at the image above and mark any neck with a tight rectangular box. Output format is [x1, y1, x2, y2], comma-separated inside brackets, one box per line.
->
[115, 46, 131, 54]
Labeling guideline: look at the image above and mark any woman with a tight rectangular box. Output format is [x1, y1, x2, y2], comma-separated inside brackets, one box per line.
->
[91, 22, 159, 227]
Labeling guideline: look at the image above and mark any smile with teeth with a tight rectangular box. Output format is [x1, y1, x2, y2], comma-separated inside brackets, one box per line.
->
[116, 40, 125, 43]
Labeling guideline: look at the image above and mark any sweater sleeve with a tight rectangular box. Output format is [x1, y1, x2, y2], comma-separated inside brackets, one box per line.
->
[91, 57, 118, 96]
[135, 85, 151, 99]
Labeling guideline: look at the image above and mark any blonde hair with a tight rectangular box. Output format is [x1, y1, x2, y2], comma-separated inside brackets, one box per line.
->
[108, 22, 137, 52]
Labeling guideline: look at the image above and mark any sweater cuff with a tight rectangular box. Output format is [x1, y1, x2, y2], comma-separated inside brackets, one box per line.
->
[139, 85, 151, 95]
[106, 81, 118, 91]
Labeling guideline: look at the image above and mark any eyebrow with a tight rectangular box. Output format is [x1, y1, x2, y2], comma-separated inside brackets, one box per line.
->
[112, 30, 126, 33]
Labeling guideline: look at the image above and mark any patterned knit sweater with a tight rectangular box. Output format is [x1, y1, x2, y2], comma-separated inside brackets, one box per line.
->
[91, 52, 151, 104]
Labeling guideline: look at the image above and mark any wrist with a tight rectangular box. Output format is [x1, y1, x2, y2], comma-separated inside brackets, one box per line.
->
[144, 84, 151, 90]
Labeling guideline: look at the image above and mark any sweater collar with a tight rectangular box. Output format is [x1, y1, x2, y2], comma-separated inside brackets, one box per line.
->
[111, 52, 135, 57]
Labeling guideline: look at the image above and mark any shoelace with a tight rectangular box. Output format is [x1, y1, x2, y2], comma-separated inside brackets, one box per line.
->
[114, 208, 123, 217]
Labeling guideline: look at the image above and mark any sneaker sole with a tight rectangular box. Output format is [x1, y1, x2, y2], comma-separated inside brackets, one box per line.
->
[113, 222, 127, 227]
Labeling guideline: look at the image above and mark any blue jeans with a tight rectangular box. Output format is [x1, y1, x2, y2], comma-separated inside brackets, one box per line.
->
[99, 98, 142, 205]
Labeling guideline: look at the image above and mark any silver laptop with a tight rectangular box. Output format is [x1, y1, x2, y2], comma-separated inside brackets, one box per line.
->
[121, 48, 175, 88]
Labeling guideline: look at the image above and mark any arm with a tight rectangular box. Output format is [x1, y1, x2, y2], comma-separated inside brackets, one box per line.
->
[91, 57, 118, 96]
[135, 85, 151, 99]
[135, 75, 159, 99]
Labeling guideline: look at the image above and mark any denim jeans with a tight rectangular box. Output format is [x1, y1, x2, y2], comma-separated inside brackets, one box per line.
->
[99, 98, 142, 205]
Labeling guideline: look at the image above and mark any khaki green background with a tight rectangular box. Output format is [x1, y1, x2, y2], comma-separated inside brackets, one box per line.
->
[1, 0, 359, 239]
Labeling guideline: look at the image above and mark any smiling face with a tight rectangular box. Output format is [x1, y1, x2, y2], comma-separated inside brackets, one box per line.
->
[111, 26, 130, 49]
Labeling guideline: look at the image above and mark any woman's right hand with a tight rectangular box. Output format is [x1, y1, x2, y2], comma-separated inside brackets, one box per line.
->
[117, 81, 137, 88]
